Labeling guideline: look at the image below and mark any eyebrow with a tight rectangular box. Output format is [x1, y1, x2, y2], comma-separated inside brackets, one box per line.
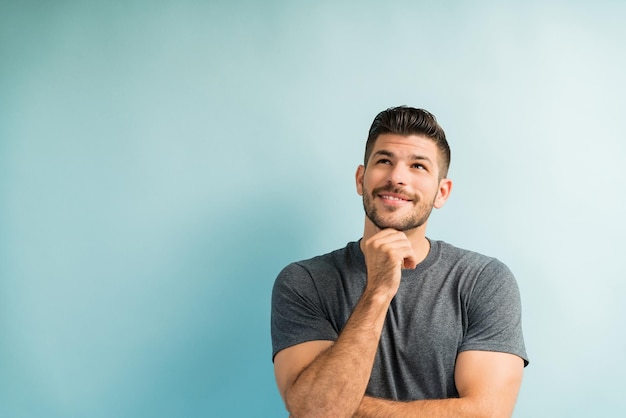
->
[373, 149, 433, 163]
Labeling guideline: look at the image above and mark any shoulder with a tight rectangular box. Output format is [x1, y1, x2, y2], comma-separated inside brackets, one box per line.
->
[433, 240, 510, 270]
[433, 240, 502, 266]
[429, 240, 516, 288]
[275, 241, 362, 286]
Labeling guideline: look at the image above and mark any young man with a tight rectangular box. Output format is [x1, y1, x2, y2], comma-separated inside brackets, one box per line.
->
[271, 106, 528, 418]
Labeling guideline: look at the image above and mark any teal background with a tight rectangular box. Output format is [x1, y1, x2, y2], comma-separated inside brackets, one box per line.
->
[1, 1, 625, 417]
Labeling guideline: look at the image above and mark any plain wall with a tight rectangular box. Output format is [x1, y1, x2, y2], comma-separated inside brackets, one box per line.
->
[1, 1, 625, 416]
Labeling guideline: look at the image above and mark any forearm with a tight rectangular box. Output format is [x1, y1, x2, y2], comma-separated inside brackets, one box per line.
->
[285, 292, 392, 418]
[351, 345, 524, 418]
[354, 395, 478, 418]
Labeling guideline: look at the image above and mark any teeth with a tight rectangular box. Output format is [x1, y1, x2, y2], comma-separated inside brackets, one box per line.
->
[382, 195, 405, 201]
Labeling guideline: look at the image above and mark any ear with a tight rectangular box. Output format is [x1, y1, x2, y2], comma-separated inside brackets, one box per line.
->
[355, 165, 365, 196]
[434, 178, 452, 209]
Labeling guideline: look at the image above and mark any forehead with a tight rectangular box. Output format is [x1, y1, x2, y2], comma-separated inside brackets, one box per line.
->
[370, 133, 440, 160]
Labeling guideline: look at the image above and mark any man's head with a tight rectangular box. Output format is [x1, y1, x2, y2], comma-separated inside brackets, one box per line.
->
[356, 106, 453, 233]
[364, 106, 450, 179]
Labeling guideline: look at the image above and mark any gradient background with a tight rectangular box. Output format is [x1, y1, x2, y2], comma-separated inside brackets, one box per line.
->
[1, 1, 625, 417]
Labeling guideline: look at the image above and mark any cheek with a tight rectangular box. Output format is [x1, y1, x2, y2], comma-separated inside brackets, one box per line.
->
[419, 181, 440, 201]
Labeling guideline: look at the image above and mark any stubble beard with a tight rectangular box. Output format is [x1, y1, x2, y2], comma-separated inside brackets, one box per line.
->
[362, 185, 435, 232]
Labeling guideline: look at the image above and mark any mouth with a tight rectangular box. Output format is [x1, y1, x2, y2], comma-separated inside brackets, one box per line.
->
[378, 193, 412, 204]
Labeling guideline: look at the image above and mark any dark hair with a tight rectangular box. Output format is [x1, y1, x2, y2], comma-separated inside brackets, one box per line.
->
[364, 106, 451, 178]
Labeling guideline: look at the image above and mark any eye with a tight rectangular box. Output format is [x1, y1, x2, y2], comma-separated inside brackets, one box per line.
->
[376, 158, 392, 165]
[412, 163, 426, 170]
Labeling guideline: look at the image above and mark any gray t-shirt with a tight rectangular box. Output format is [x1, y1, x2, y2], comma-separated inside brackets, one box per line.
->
[271, 239, 528, 401]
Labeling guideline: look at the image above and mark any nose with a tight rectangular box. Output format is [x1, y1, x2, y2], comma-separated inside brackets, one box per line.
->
[388, 163, 408, 185]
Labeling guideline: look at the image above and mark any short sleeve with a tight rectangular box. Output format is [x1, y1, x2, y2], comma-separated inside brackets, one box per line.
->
[271, 263, 339, 360]
[459, 259, 529, 366]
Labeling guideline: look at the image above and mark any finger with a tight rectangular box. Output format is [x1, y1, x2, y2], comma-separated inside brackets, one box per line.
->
[371, 228, 400, 239]
[370, 228, 409, 243]
[402, 253, 418, 269]
[375, 237, 415, 265]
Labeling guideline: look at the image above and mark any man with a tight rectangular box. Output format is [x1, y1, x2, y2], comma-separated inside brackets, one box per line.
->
[271, 106, 528, 418]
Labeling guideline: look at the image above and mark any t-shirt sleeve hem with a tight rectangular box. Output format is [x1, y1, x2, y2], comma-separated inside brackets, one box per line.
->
[272, 336, 337, 362]
[458, 343, 530, 367]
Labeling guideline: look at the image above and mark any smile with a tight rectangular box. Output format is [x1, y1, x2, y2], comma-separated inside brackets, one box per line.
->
[379, 194, 411, 203]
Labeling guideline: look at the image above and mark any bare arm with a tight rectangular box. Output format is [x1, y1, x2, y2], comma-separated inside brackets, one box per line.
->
[353, 350, 525, 418]
[274, 229, 417, 418]
[275, 292, 391, 418]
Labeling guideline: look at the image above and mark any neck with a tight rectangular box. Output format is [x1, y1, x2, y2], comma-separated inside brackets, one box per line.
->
[361, 217, 431, 265]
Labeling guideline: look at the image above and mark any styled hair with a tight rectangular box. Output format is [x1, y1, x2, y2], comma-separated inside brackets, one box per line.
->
[364, 106, 451, 178]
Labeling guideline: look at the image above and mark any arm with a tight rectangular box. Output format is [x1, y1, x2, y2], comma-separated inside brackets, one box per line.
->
[353, 350, 525, 418]
[273, 229, 417, 418]
[274, 293, 390, 418]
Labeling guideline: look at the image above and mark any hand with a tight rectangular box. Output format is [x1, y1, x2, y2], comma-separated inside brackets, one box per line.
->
[362, 229, 417, 298]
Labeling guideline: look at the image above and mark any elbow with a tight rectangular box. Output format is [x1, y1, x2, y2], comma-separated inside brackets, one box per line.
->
[284, 393, 354, 418]
[285, 403, 349, 418]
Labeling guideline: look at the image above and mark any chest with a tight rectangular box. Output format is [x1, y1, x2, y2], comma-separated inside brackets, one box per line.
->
[325, 272, 468, 350]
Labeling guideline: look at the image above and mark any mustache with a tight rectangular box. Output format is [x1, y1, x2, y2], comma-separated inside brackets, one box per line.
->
[371, 185, 417, 201]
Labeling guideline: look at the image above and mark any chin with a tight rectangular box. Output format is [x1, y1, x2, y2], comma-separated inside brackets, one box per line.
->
[372, 219, 418, 232]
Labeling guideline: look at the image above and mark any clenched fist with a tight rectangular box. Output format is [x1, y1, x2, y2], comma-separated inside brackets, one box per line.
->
[361, 229, 417, 300]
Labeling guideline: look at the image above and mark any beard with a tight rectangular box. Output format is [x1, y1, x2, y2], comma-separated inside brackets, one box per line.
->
[362, 184, 435, 231]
